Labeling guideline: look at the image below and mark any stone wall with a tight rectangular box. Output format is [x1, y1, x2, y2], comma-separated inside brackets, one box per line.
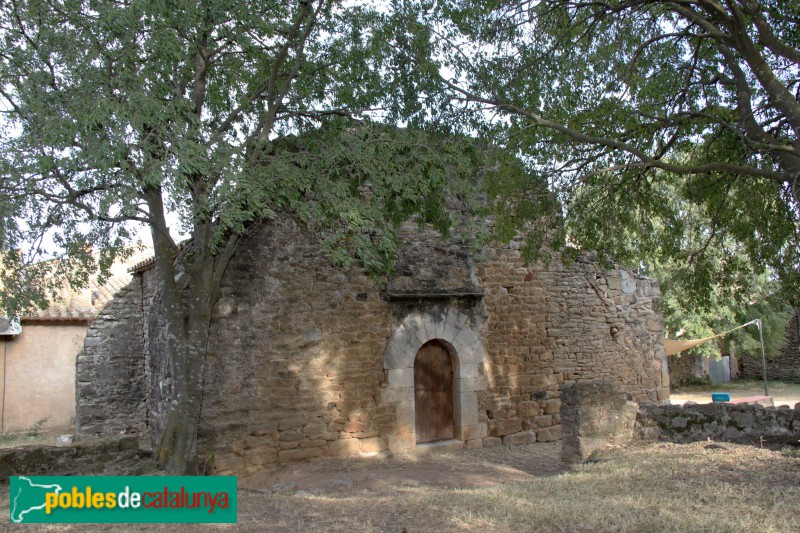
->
[77, 217, 668, 475]
[668, 353, 709, 386]
[560, 381, 638, 463]
[0, 436, 144, 478]
[637, 402, 800, 446]
[196, 217, 394, 475]
[75, 281, 147, 435]
[741, 311, 800, 381]
[476, 247, 668, 446]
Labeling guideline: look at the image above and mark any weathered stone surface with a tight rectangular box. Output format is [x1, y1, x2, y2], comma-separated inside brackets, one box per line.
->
[75, 282, 147, 436]
[740, 310, 800, 382]
[359, 437, 386, 453]
[279, 430, 304, 442]
[0, 437, 147, 478]
[637, 403, 800, 445]
[278, 418, 307, 431]
[81, 216, 667, 475]
[561, 381, 638, 464]
[537, 425, 563, 442]
[458, 423, 487, 441]
[503, 430, 536, 446]
[387, 432, 415, 451]
[482, 437, 503, 449]
[278, 447, 323, 462]
[328, 439, 361, 457]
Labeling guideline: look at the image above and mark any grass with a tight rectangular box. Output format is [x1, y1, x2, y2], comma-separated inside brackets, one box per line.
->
[671, 379, 800, 407]
[0, 441, 797, 532]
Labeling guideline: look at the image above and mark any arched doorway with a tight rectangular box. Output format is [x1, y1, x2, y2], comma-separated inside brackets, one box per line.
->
[414, 340, 454, 443]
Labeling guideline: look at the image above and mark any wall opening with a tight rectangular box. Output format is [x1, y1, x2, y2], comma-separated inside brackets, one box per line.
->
[382, 305, 488, 451]
[414, 340, 454, 443]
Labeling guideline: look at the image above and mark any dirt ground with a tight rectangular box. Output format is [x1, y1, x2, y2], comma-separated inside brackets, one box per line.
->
[238, 441, 565, 494]
[1, 441, 798, 532]
[670, 379, 800, 407]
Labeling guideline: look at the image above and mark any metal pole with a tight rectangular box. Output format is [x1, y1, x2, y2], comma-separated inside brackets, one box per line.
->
[756, 319, 769, 397]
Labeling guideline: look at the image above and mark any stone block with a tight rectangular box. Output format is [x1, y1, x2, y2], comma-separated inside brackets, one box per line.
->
[454, 376, 487, 394]
[458, 422, 487, 441]
[533, 415, 553, 429]
[517, 401, 540, 418]
[545, 399, 562, 414]
[503, 430, 536, 446]
[380, 386, 412, 404]
[279, 430, 304, 442]
[213, 453, 244, 474]
[328, 439, 361, 457]
[404, 314, 431, 346]
[359, 437, 386, 453]
[561, 381, 636, 464]
[451, 328, 486, 365]
[454, 392, 479, 426]
[384, 338, 415, 370]
[465, 439, 483, 450]
[279, 447, 323, 462]
[244, 448, 278, 466]
[492, 418, 522, 437]
[303, 423, 327, 436]
[530, 375, 548, 387]
[671, 417, 688, 429]
[387, 368, 414, 388]
[646, 316, 663, 332]
[457, 363, 480, 379]
[343, 421, 364, 433]
[279, 417, 305, 430]
[396, 400, 415, 433]
[482, 437, 502, 449]
[537, 425, 562, 442]
[387, 432, 416, 451]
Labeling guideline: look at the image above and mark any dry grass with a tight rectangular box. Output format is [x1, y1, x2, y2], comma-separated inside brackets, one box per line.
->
[671, 379, 800, 407]
[1, 441, 798, 532]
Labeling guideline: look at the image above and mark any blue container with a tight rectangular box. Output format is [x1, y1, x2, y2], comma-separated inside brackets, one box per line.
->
[711, 392, 731, 403]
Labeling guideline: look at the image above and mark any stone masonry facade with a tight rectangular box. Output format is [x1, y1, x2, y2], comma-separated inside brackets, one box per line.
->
[76, 216, 669, 475]
[741, 310, 800, 381]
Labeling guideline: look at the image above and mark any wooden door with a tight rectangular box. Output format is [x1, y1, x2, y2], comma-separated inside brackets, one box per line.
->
[414, 340, 454, 443]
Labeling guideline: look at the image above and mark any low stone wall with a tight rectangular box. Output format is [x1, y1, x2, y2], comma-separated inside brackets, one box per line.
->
[560, 381, 638, 464]
[0, 437, 147, 478]
[637, 402, 800, 446]
[560, 380, 800, 464]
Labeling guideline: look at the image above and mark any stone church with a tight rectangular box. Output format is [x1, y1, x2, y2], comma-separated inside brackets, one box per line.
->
[75, 216, 669, 476]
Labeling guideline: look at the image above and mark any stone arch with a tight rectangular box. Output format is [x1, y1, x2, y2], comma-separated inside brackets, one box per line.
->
[382, 305, 488, 450]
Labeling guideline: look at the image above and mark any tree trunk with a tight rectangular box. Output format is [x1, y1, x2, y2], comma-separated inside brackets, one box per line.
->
[144, 188, 226, 474]
[156, 291, 212, 474]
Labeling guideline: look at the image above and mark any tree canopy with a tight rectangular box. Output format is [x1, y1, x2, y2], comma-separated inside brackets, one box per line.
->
[429, 0, 800, 306]
[3, 0, 799, 472]
[0, 0, 508, 472]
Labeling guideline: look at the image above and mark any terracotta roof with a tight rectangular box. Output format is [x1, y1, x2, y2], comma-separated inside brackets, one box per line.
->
[23, 303, 99, 322]
[20, 245, 153, 323]
[128, 256, 156, 273]
[128, 240, 190, 273]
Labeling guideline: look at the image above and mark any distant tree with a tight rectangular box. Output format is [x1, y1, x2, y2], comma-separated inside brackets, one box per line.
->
[428, 0, 800, 304]
[0, 0, 498, 473]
